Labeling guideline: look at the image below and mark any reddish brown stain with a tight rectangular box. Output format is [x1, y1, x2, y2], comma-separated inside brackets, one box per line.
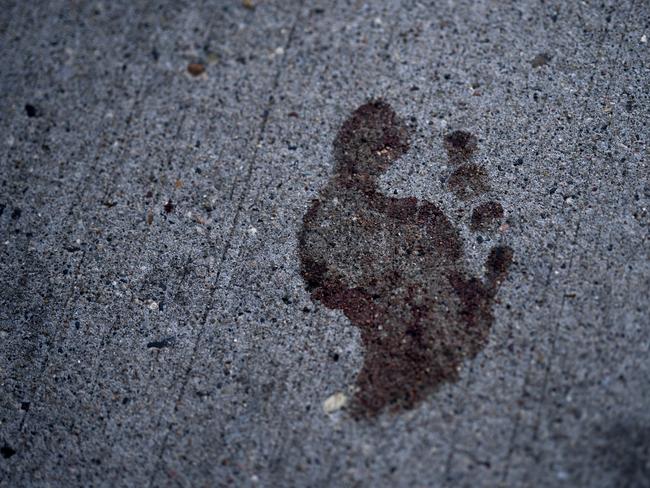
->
[447, 164, 490, 200]
[444, 129, 477, 164]
[470, 201, 504, 231]
[298, 100, 513, 418]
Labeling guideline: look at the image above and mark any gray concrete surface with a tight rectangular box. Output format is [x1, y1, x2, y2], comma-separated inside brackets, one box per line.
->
[0, 0, 648, 486]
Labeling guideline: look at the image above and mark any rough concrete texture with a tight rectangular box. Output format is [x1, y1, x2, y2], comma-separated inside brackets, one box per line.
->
[0, 1, 648, 487]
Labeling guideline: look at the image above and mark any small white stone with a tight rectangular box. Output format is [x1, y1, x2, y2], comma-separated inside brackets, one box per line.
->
[323, 392, 348, 413]
[642, 34, 647, 43]
[247, 227, 258, 235]
[147, 301, 159, 311]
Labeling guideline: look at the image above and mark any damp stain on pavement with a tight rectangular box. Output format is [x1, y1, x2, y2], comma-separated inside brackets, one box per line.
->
[298, 100, 513, 418]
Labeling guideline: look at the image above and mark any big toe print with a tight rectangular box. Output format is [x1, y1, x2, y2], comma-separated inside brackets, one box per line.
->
[298, 100, 513, 418]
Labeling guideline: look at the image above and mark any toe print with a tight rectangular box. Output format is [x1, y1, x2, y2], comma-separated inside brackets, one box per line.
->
[471, 201, 505, 232]
[443, 130, 478, 164]
[298, 100, 513, 418]
[447, 164, 490, 200]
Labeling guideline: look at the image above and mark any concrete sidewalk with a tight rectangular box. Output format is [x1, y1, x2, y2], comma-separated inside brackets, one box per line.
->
[1, 1, 648, 486]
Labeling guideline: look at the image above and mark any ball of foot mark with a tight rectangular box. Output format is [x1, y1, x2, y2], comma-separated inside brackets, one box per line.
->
[298, 100, 513, 418]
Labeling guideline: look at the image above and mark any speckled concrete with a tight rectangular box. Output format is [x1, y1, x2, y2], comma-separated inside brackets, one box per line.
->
[0, 1, 648, 486]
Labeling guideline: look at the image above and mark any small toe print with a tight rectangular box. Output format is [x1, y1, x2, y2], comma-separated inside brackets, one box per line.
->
[471, 201, 504, 231]
[444, 130, 478, 164]
[447, 164, 490, 200]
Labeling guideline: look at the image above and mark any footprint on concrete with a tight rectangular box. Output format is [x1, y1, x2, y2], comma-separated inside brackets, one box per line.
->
[298, 100, 513, 418]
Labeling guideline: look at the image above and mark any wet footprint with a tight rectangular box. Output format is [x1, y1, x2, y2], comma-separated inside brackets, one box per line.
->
[298, 100, 513, 418]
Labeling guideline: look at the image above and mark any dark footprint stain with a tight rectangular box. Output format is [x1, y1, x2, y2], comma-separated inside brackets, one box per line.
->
[298, 100, 513, 418]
